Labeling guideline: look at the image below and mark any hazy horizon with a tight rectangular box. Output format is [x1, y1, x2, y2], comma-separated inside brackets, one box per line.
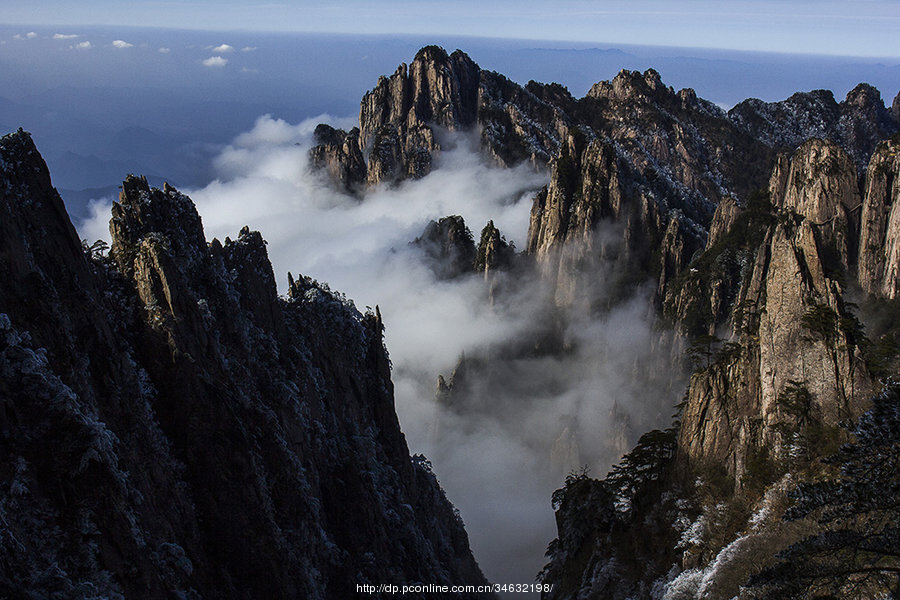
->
[2, 25, 898, 223]
[6, 0, 900, 58]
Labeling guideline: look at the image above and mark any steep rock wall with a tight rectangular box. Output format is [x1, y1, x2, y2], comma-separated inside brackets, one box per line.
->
[0, 130, 490, 599]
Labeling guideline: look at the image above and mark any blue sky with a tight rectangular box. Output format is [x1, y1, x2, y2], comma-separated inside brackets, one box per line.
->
[5, 0, 900, 58]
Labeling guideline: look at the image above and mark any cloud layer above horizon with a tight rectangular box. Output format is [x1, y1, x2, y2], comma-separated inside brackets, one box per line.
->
[5, 0, 900, 57]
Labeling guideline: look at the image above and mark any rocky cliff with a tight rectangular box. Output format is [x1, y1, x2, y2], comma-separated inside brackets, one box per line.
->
[312, 46, 578, 185]
[311, 45, 571, 187]
[541, 135, 899, 600]
[314, 48, 899, 327]
[308, 49, 900, 598]
[858, 136, 900, 298]
[678, 140, 874, 480]
[730, 85, 900, 170]
[312, 50, 779, 313]
[0, 130, 489, 599]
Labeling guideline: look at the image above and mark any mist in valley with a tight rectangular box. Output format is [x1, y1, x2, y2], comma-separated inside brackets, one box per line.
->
[79, 116, 688, 586]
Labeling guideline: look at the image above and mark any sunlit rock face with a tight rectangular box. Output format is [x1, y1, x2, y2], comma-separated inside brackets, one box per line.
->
[314, 46, 573, 187]
[308, 52, 898, 600]
[858, 137, 900, 299]
[0, 130, 490, 600]
[534, 83, 896, 600]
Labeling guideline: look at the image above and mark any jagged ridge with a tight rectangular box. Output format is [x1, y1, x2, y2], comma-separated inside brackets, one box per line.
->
[0, 130, 490, 599]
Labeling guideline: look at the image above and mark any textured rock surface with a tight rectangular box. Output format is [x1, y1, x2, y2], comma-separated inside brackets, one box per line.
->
[311, 47, 897, 323]
[411, 215, 476, 280]
[768, 138, 860, 270]
[673, 140, 875, 482]
[583, 68, 774, 213]
[679, 217, 873, 480]
[858, 136, 900, 298]
[541, 134, 885, 600]
[473, 220, 514, 276]
[357, 46, 479, 184]
[307, 50, 900, 600]
[308, 123, 366, 193]
[729, 84, 900, 170]
[706, 196, 742, 250]
[0, 130, 490, 599]
[311, 45, 572, 187]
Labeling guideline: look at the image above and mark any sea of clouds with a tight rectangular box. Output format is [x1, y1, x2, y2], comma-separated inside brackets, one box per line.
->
[80, 114, 684, 589]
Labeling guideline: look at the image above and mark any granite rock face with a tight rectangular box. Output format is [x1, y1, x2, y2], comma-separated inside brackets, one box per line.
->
[309, 123, 367, 193]
[310, 47, 898, 322]
[541, 137, 889, 600]
[0, 130, 490, 600]
[858, 136, 900, 299]
[474, 220, 515, 277]
[729, 84, 900, 170]
[411, 215, 477, 280]
[305, 48, 900, 600]
[672, 140, 875, 482]
[311, 46, 573, 187]
[706, 195, 742, 250]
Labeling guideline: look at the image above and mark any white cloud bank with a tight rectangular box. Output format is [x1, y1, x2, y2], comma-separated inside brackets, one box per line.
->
[212, 43, 234, 53]
[53, 33, 79, 39]
[112, 39, 134, 49]
[202, 55, 227, 67]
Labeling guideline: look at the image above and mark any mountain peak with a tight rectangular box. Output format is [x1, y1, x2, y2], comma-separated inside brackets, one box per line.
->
[413, 44, 451, 63]
[845, 81, 884, 109]
[587, 67, 672, 102]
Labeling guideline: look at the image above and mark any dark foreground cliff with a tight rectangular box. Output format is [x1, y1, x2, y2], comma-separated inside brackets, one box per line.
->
[0, 129, 489, 599]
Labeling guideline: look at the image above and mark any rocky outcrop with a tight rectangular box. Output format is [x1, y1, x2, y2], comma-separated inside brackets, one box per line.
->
[527, 136, 638, 308]
[301, 48, 900, 599]
[308, 124, 366, 193]
[729, 85, 900, 169]
[525, 128, 711, 311]
[769, 138, 861, 273]
[858, 136, 900, 298]
[311, 49, 898, 329]
[706, 196, 742, 249]
[359, 46, 480, 153]
[0, 130, 490, 599]
[541, 136, 884, 600]
[477, 75, 571, 168]
[411, 215, 476, 280]
[580, 68, 776, 216]
[474, 220, 514, 276]
[340, 46, 481, 185]
[311, 46, 572, 187]
[675, 140, 874, 482]
[664, 139, 862, 339]
[679, 218, 873, 482]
